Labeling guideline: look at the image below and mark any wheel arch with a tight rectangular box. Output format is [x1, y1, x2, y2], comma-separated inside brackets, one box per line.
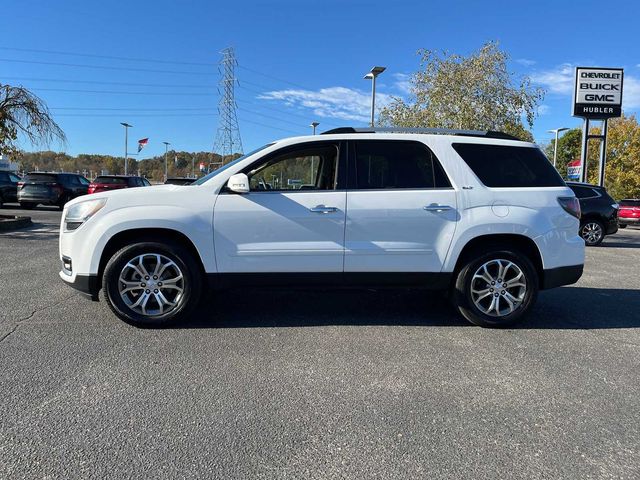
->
[452, 234, 544, 288]
[97, 228, 207, 290]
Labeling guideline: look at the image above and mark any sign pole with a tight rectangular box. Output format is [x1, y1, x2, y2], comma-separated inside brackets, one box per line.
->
[580, 118, 589, 183]
[598, 119, 608, 187]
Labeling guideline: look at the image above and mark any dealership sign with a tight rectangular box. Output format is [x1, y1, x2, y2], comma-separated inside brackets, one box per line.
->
[573, 67, 624, 119]
[567, 158, 582, 180]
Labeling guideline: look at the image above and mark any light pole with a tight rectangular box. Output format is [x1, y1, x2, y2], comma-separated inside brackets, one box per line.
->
[364, 66, 386, 127]
[310, 121, 320, 135]
[162, 141, 170, 182]
[120, 122, 133, 175]
[548, 127, 569, 168]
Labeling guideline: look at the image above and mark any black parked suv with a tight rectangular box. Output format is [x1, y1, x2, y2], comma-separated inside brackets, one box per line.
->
[567, 182, 618, 246]
[18, 172, 90, 210]
[0, 170, 21, 208]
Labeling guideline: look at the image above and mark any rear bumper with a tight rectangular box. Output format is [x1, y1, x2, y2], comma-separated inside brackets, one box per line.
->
[59, 270, 99, 300]
[18, 192, 60, 204]
[619, 217, 640, 225]
[541, 264, 583, 290]
[605, 216, 619, 235]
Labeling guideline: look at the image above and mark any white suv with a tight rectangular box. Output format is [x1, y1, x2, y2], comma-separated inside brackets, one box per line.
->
[59, 128, 584, 327]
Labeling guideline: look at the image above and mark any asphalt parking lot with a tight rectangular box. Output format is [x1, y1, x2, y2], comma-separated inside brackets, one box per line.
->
[1, 205, 639, 479]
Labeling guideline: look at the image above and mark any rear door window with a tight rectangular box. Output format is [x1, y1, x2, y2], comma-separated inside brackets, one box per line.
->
[452, 143, 565, 188]
[351, 140, 451, 189]
[94, 176, 128, 185]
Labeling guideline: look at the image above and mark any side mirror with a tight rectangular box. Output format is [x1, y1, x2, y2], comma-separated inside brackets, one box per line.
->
[226, 173, 250, 193]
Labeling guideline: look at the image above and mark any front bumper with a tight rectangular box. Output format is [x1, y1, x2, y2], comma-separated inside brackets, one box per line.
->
[541, 264, 583, 290]
[59, 270, 99, 300]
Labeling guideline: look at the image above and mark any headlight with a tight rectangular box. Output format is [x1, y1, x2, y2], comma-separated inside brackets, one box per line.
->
[64, 198, 107, 231]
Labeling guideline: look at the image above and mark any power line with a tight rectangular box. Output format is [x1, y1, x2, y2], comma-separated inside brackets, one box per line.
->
[54, 113, 219, 117]
[51, 107, 217, 111]
[0, 46, 212, 67]
[235, 98, 341, 127]
[237, 106, 313, 128]
[236, 64, 313, 90]
[0, 58, 215, 75]
[237, 117, 302, 135]
[31, 87, 214, 96]
[3, 76, 213, 88]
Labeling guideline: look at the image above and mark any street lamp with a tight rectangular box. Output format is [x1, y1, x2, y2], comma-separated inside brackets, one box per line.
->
[120, 122, 133, 175]
[364, 66, 386, 127]
[310, 121, 320, 135]
[162, 141, 170, 182]
[548, 127, 569, 167]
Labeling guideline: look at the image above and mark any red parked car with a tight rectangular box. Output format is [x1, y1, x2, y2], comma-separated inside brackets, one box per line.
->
[88, 175, 151, 194]
[618, 199, 640, 228]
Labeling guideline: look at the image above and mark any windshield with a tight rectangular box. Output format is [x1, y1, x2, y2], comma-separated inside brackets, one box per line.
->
[192, 144, 274, 186]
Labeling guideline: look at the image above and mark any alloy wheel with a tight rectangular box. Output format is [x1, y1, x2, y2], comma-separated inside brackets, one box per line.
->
[118, 253, 184, 317]
[581, 222, 603, 245]
[470, 259, 527, 317]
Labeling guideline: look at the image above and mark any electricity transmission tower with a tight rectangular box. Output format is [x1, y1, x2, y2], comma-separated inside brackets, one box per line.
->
[211, 47, 243, 170]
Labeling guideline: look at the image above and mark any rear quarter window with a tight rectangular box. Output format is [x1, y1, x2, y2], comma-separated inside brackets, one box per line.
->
[452, 143, 565, 188]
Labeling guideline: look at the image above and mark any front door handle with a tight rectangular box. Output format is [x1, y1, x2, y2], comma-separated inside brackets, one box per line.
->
[310, 205, 338, 214]
[423, 205, 453, 212]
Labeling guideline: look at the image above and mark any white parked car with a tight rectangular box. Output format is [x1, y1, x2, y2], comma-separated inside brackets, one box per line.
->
[59, 128, 584, 327]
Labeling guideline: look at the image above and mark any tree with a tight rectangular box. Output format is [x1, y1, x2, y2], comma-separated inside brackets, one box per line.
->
[543, 114, 640, 199]
[0, 84, 66, 155]
[379, 42, 544, 141]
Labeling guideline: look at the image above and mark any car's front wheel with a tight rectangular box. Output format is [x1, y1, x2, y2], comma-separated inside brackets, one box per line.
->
[580, 220, 605, 246]
[102, 241, 202, 327]
[451, 249, 539, 327]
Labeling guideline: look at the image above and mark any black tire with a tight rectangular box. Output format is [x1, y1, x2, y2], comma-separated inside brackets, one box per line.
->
[101, 240, 202, 327]
[20, 202, 36, 210]
[0, 195, 4, 209]
[451, 249, 539, 328]
[619, 224, 627, 229]
[580, 219, 605, 246]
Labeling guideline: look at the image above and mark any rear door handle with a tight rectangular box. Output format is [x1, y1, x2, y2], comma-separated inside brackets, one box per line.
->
[310, 205, 338, 214]
[423, 205, 453, 212]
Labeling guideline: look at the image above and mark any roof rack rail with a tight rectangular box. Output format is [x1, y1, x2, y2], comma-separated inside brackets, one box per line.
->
[320, 127, 520, 140]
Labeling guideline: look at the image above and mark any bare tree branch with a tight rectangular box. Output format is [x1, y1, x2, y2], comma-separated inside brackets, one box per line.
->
[0, 84, 66, 155]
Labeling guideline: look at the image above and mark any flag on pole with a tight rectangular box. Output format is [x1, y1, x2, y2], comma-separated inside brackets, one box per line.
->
[137, 138, 149, 153]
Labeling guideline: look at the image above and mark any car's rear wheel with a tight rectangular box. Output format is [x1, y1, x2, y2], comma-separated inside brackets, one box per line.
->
[451, 249, 538, 327]
[20, 202, 36, 210]
[102, 241, 202, 327]
[580, 220, 604, 246]
[619, 224, 627, 229]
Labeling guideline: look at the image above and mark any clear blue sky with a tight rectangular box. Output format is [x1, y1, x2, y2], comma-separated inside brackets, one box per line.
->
[2, 0, 639, 159]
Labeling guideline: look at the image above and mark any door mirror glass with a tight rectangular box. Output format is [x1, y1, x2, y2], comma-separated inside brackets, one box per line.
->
[226, 173, 250, 193]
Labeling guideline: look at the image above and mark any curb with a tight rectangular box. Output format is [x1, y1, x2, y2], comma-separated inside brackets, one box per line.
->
[0, 215, 33, 232]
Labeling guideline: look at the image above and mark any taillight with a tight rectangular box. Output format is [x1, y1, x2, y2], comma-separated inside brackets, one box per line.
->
[558, 196, 581, 219]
